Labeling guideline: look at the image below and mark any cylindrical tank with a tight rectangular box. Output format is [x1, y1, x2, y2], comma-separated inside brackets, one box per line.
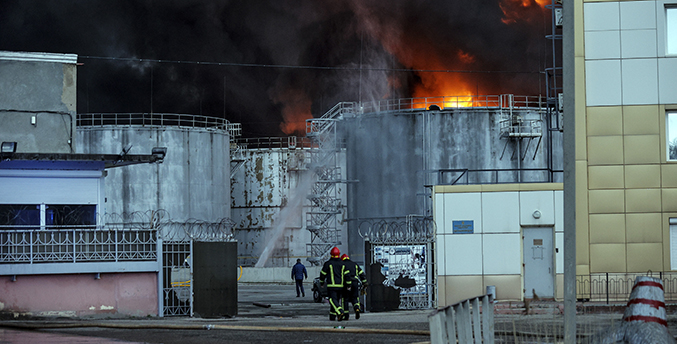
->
[231, 138, 347, 267]
[340, 104, 562, 255]
[76, 114, 230, 223]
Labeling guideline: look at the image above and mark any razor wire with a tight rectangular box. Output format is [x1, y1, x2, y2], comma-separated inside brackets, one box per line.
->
[357, 215, 436, 244]
[159, 218, 235, 242]
[101, 210, 235, 242]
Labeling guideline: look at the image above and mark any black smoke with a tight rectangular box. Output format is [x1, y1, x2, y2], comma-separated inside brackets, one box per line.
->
[0, 0, 550, 137]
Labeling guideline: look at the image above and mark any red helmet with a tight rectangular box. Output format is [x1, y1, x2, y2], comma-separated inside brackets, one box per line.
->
[330, 247, 340, 258]
[341, 254, 349, 260]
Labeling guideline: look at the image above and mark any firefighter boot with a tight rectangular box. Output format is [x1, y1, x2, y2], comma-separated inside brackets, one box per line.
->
[354, 305, 360, 320]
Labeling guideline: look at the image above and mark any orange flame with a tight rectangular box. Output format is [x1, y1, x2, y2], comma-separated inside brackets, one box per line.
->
[273, 88, 313, 136]
[499, 0, 547, 25]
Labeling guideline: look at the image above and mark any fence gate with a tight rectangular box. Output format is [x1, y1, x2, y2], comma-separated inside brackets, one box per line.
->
[158, 216, 235, 317]
[360, 216, 436, 310]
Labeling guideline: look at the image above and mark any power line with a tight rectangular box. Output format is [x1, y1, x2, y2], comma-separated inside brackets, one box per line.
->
[79, 55, 540, 75]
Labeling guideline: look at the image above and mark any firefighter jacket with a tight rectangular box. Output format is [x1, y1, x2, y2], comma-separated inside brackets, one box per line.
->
[320, 257, 347, 288]
[343, 258, 367, 287]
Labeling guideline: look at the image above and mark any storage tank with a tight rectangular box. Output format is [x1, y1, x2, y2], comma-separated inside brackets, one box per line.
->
[230, 137, 348, 267]
[338, 96, 563, 255]
[76, 113, 230, 223]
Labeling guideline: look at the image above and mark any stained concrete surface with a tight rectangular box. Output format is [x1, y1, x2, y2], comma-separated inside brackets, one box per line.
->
[3, 283, 677, 344]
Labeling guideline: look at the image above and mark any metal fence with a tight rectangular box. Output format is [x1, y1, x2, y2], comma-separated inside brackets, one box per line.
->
[0, 211, 161, 264]
[360, 216, 436, 310]
[577, 272, 677, 303]
[0, 227, 156, 263]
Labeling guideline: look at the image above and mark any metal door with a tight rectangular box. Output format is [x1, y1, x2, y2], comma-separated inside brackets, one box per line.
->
[523, 227, 553, 299]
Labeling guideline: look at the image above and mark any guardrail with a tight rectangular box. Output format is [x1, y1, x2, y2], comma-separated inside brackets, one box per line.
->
[77, 113, 230, 130]
[433, 168, 563, 185]
[354, 95, 545, 114]
[577, 272, 677, 303]
[429, 294, 495, 344]
[234, 136, 314, 149]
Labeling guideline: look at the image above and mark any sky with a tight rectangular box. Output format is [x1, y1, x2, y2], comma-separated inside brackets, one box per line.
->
[0, 0, 554, 137]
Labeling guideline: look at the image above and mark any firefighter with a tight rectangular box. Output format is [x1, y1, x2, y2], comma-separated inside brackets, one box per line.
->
[319, 246, 347, 321]
[341, 253, 368, 320]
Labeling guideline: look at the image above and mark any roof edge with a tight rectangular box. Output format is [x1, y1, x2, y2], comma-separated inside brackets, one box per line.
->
[0, 51, 78, 64]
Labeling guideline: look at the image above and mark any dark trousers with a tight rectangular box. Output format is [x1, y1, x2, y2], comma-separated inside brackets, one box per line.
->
[295, 279, 305, 296]
[342, 285, 361, 313]
[327, 287, 344, 315]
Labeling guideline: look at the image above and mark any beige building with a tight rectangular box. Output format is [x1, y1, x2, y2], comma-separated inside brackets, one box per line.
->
[574, 0, 677, 278]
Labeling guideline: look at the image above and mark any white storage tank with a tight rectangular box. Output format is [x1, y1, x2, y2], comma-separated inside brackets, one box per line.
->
[76, 113, 230, 223]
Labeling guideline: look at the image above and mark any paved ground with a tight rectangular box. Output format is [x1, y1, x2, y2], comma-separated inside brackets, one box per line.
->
[2, 283, 677, 343]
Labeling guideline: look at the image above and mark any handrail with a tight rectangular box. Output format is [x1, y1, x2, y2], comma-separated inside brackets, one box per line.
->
[77, 113, 230, 130]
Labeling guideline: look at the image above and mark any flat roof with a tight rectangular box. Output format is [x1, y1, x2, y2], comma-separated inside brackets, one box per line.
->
[0, 51, 78, 64]
[0, 153, 161, 169]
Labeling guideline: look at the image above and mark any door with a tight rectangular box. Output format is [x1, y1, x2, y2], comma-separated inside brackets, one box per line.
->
[523, 227, 553, 299]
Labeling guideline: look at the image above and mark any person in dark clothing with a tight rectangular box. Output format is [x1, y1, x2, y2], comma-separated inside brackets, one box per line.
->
[319, 247, 347, 321]
[341, 254, 368, 320]
[291, 258, 308, 297]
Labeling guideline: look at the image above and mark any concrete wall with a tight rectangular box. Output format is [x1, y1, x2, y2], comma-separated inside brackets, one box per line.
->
[341, 108, 563, 263]
[77, 126, 230, 223]
[0, 272, 157, 317]
[0, 51, 77, 153]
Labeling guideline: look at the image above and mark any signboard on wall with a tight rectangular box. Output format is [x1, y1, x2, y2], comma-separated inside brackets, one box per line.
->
[452, 220, 474, 234]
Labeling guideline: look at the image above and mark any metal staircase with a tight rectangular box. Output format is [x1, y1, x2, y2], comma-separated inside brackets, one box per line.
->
[304, 102, 357, 265]
[228, 123, 245, 179]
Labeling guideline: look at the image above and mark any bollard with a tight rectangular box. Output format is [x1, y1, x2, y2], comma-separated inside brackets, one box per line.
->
[622, 276, 667, 327]
[585, 276, 676, 344]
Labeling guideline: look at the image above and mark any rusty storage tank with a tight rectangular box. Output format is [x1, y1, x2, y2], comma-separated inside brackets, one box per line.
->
[337, 95, 563, 254]
[76, 113, 231, 223]
[230, 137, 348, 267]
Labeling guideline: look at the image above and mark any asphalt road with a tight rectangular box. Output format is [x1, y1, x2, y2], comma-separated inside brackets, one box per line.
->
[4, 283, 677, 344]
[0, 283, 432, 344]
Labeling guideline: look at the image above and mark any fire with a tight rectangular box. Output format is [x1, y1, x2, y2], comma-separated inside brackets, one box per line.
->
[272, 88, 313, 136]
[499, 0, 548, 25]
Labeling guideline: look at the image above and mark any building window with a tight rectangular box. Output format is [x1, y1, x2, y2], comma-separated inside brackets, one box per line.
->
[45, 204, 96, 228]
[0, 204, 39, 230]
[669, 7, 677, 55]
[0, 204, 96, 230]
[668, 111, 677, 160]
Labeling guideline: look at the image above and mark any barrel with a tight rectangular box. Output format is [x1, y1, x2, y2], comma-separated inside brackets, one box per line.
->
[622, 276, 667, 327]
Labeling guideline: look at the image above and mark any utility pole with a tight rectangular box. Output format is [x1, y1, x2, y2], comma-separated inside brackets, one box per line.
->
[562, 0, 576, 343]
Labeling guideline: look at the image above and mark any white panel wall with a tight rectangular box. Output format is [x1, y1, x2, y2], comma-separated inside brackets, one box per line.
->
[444, 192, 482, 233]
[444, 234, 482, 275]
[0, 175, 101, 205]
[435, 187, 561, 277]
[482, 192, 520, 233]
[556, 232, 564, 274]
[520, 191, 556, 226]
[483, 234, 521, 274]
[555, 190, 564, 234]
[584, 0, 677, 107]
[435, 193, 446, 275]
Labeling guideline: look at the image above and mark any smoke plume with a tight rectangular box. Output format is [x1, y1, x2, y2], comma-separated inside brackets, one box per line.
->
[0, 0, 550, 137]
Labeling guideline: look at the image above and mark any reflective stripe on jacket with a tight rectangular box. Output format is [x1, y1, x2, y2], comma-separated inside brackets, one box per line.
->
[320, 257, 346, 288]
[343, 259, 367, 286]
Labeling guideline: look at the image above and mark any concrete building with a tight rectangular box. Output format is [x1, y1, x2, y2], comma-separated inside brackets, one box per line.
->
[0, 51, 162, 317]
[574, 0, 677, 287]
